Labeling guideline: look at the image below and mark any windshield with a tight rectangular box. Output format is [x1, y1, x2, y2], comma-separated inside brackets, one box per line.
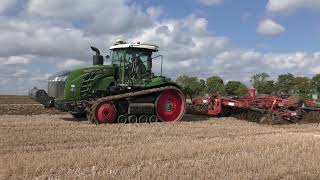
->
[111, 48, 152, 70]
[111, 48, 153, 84]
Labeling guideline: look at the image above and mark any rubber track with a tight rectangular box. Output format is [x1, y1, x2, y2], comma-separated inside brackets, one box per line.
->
[86, 86, 182, 124]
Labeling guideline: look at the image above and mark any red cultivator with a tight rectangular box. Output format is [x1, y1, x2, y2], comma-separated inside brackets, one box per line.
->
[187, 89, 320, 124]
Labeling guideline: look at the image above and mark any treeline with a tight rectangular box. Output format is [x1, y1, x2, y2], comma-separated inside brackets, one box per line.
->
[176, 73, 320, 100]
[251, 73, 320, 99]
[176, 75, 247, 100]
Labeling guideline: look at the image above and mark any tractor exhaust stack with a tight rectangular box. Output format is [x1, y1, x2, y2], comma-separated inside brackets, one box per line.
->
[91, 46, 104, 65]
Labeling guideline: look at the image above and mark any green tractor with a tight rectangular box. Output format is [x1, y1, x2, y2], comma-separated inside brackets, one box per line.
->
[29, 39, 186, 123]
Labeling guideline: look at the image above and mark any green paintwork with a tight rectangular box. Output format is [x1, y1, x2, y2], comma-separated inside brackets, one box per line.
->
[63, 65, 115, 101]
[62, 65, 173, 102]
[144, 76, 174, 88]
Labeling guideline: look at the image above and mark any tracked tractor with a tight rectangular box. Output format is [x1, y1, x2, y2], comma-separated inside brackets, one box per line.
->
[29, 39, 186, 123]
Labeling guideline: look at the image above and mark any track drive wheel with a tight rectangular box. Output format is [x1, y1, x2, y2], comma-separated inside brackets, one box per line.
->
[94, 103, 117, 124]
[155, 89, 186, 122]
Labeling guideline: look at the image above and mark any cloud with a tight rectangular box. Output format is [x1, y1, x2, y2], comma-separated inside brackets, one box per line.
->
[257, 19, 285, 35]
[0, 17, 96, 59]
[0, 56, 32, 65]
[31, 73, 52, 82]
[198, 0, 224, 6]
[264, 52, 307, 69]
[212, 50, 264, 82]
[0, 67, 51, 95]
[311, 66, 320, 74]
[147, 6, 163, 19]
[27, 0, 153, 35]
[131, 15, 229, 76]
[212, 50, 320, 82]
[0, 0, 16, 13]
[0, 0, 158, 94]
[57, 59, 87, 69]
[267, 0, 320, 13]
[13, 69, 28, 78]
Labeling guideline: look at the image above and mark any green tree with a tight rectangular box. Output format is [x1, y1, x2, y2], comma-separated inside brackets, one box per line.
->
[312, 74, 320, 93]
[206, 76, 225, 95]
[199, 79, 206, 96]
[176, 75, 203, 100]
[294, 76, 312, 98]
[275, 73, 295, 95]
[251, 73, 274, 94]
[262, 80, 275, 94]
[200, 79, 206, 89]
[225, 81, 248, 96]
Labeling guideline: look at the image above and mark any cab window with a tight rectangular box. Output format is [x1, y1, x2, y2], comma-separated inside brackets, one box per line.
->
[111, 49, 126, 66]
[126, 49, 152, 72]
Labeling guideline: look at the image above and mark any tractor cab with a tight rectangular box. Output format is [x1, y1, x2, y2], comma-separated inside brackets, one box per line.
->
[109, 40, 159, 86]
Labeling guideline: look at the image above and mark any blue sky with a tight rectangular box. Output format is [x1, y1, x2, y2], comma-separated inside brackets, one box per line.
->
[144, 0, 320, 52]
[0, 0, 320, 94]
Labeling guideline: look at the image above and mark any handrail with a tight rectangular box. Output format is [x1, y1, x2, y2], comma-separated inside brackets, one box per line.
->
[152, 55, 163, 76]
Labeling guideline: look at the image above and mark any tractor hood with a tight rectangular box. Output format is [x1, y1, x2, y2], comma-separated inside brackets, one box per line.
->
[48, 65, 115, 101]
[145, 76, 174, 88]
[64, 65, 115, 101]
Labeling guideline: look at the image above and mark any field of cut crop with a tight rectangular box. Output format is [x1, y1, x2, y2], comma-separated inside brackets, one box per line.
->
[0, 96, 63, 115]
[1, 96, 320, 179]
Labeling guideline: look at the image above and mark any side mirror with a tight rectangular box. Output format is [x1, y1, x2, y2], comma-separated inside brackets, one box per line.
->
[104, 55, 112, 65]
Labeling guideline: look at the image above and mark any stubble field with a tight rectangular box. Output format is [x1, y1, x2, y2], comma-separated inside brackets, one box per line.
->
[1, 96, 320, 179]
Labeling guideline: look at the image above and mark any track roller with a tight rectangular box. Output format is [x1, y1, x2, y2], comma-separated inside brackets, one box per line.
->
[117, 115, 127, 124]
[138, 115, 148, 123]
[149, 115, 158, 123]
[128, 115, 138, 123]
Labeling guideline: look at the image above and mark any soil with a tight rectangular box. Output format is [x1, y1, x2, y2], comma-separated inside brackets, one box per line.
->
[0, 95, 65, 115]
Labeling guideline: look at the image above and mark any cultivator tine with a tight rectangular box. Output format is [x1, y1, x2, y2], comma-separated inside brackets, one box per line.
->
[302, 112, 310, 122]
[240, 110, 248, 120]
[232, 109, 260, 122]
[252, 112, 262, 122]
[258, 114, 270, 124]
[234, 109, 244, 120]
[186, 92, 320, 125]
[186, 103, 208, 115]
[245, 110, 259, 122]
[233, 110, 240, 119]
[252, 112, 258, 122]
[246, 110, 253, 121]
[302, 111, 320, 123]
[275, 115, 287, 124]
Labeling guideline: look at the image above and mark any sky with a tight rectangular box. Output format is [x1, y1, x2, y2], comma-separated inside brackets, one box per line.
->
[0, 0, 320, 94]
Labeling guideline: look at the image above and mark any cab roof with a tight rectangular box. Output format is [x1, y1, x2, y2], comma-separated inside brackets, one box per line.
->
[109, 43, 158, 52]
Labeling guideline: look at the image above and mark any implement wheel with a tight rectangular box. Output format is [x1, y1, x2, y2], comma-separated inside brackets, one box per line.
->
[155, 89, 185, 122]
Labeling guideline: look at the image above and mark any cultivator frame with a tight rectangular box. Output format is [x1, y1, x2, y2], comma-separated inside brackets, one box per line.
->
[187, 91, 320, 124]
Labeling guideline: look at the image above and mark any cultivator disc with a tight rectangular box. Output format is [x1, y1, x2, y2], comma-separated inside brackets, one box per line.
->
[186, 93, 320, 125]
[186, 103, 208, 115]
[229, 109, 296, 125]
[245, 110, 264, 122]
[301, 111, 320, 123]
